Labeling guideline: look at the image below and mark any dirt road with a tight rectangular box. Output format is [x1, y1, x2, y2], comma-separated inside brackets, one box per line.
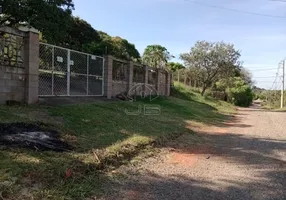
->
[106, 108, 286, 200]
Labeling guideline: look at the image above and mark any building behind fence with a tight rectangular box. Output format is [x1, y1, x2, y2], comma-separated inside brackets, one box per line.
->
[0, 27, 171, 104]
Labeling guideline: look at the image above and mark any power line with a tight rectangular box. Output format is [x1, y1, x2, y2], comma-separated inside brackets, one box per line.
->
[248, 68, 277, 71]
[254, 76, 277, 78]
[184, 0, 286, 19]
[269, 65, 280, 90]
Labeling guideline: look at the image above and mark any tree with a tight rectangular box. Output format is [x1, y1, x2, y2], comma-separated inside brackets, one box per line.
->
[1, 0, 73, 41]
[62, 17, 101, 51]
[142, 45, 173, 69]
[180, 41, 241, 96]
[83, 32, 140, 61]
[237, 67, 254, 86]
[1, 0, 74, 44]
[167, 62, 185, 72]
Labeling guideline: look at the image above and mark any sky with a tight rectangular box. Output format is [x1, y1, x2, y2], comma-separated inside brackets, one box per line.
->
[72, 0, 286, 89]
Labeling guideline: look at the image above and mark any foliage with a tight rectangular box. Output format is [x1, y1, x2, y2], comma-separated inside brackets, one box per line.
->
[236, 67, 253, 86]
[60, 17, 101, 51]
[143, 45, 173, 68]
[180, 41, 242, 96]
[1, 0, 74, 44]
[216, 77, 253, 107]
[1, 1, 140, 60]
[167, 62, 185, 72]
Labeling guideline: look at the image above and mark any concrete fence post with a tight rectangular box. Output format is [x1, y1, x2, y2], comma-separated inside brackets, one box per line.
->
[128, 61, 134, 93]
[166, 72, 171, 96]
[144, 65, 149, 95]
[24, 31, 40, 104]
[156, 69, 161, 93]
[104, 55, 113, 99]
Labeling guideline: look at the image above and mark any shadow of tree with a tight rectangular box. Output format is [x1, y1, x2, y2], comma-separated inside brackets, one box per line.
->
[3, 97, 282, 199]
[106, 131, 286, 200]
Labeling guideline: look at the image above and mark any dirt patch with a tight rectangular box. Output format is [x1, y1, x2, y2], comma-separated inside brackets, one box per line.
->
[0, 123, 71, 152]
[168, 152, 198, 167]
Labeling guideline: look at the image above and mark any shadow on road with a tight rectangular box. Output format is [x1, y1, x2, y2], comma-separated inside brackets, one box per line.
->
[108, 109, 286, 200]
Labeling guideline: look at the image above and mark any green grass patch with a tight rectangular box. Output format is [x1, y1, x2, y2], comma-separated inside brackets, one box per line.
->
[0, 83, 235, 199]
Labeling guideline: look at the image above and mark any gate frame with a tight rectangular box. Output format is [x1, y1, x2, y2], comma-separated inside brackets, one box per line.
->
[39, 42, 105, 97]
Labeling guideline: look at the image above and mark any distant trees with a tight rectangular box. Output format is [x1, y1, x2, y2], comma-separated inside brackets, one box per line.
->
[180, 41, 242, 96]
[142, 45, 173, 69]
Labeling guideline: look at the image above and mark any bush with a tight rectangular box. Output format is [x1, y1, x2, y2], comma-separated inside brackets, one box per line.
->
[229, 85, 253, 107]
[228, 81, 253, 107]
[214, 77, 253, 107]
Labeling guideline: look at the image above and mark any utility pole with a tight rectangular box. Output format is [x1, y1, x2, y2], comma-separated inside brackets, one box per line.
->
[281, 60, 285, 108]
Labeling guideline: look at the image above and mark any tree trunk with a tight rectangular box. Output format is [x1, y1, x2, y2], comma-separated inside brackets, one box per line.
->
[201, 86, 207, 96]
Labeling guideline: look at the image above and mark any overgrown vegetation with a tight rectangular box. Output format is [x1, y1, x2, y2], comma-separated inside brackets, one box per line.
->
[215, 77, 253, 107]
[253, 87, 285, 109]
[0, 84, 234, 199]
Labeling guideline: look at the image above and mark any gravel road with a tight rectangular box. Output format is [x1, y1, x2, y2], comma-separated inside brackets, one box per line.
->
[106, 107, 286, 200]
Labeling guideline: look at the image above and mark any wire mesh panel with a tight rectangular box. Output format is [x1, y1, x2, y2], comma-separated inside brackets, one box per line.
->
[112, 60, 128, 81]
[133, 64, 145, 83]
[148, 68, 157, 85]
[70, 51, 88, 95]
[88, 55, 104, 95]
[39, 43, 104, 97]
[53, 47, 68, 96]
[39, 44, 53, 96]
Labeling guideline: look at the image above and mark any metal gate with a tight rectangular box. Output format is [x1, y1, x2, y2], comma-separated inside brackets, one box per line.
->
[39, 43, 104, 96]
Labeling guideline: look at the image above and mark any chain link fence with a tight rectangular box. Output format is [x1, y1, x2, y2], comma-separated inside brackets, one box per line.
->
[39, 43, 104, 96]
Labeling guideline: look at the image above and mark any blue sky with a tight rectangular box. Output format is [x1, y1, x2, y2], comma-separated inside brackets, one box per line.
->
[73, 0, 286, 89]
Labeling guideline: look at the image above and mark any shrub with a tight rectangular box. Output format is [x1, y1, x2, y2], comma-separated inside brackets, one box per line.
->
[228, 85, 253, 107]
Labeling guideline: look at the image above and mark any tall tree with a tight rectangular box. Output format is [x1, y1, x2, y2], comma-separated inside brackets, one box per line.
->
[142, 45, 173, 69]
[237, 67, 253, 86]
[1, 0, 74, 44]
[83, 32, 140, 60]
[180, 41, 241, 96]
[63, 17, 101, 51]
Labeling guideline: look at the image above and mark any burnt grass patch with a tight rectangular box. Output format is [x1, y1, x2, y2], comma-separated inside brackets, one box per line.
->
[0, 123, 72, 152]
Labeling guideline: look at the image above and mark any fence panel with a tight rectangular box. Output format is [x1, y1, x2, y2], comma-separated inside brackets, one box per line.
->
[39, 43, 104, 97]
[88, 55, 104, 95]
[133, 64, 145, 83]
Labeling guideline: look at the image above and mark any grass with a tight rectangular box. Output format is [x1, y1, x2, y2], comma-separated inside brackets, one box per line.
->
[0, 82, 235, 199]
